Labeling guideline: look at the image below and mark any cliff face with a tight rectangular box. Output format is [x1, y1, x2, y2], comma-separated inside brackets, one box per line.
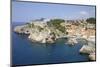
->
[14, 26, 31, 34]
[14, 20, 66, 43]
[14, 19, 95, 44]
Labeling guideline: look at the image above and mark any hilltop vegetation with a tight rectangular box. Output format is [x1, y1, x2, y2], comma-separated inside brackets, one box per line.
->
[86, 17, 96, 24]
[47, 19, 66, 33]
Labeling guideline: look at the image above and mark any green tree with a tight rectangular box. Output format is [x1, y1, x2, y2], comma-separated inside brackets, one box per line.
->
[86, 17, 96, 24]
[47, 19, 65, 33]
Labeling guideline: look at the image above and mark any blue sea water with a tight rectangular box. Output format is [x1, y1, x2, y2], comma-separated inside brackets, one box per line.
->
[12, 22, 89, 66]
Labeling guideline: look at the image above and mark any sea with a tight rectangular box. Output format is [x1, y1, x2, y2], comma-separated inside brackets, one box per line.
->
[12, 22, 89, 66]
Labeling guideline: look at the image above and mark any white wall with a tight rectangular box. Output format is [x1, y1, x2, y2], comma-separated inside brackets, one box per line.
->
[0, 0, 99, 67]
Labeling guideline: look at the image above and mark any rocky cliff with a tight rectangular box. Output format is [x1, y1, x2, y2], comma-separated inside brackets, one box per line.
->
[14, 20, 67, 43]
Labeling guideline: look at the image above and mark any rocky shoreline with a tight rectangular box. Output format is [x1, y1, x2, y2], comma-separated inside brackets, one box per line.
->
[14, 18, 96, 61]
